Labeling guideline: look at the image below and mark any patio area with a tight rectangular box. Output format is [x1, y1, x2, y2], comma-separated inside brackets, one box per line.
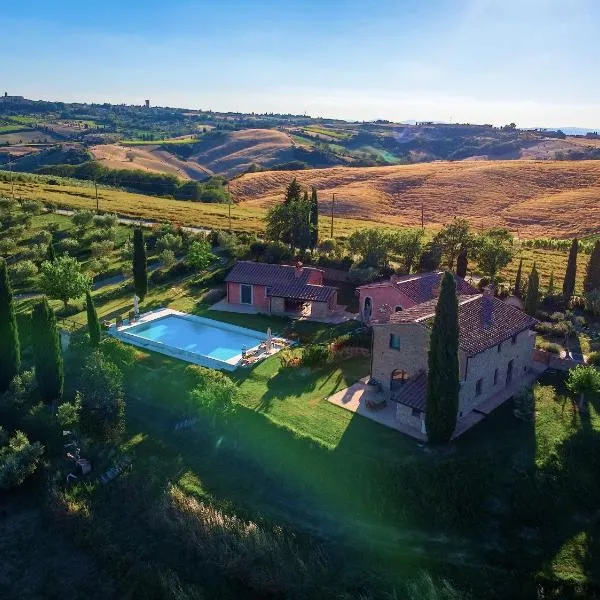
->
[328, 366, 546, 441]
[327, 377, 427, 441]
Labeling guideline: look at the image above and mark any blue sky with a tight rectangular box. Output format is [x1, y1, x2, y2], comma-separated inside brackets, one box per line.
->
[2, 0, 599, 127]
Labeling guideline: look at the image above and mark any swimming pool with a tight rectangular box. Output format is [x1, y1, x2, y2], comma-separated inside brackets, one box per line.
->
[111, 309, 273, 370]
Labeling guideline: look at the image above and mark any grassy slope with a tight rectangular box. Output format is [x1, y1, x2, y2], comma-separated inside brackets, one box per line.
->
[231, 159, 600, 238]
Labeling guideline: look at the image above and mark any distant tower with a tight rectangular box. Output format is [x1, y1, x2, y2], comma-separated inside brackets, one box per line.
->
[145, 99, 150, 108]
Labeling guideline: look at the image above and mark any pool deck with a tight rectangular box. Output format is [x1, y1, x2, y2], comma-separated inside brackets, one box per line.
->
[108, 308, 287, 371]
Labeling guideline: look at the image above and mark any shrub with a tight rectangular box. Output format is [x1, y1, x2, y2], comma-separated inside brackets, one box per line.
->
[301, 344, 332, 367]
[32, 230, 52, 246]
[0, 237, 17, 254]
[58, 237, 80, 252]
[87, 227, 116, 242]
[188, 379, 238, 423]
[584, 289, 600, 316]
[21, 200, 42, 215]
[263, 241, 292, 264]
[9, 259, 38, 284]
[93, 213, 119, 229]
[159, 249, 177, 269]
[348, 265, 379, 284]
[120, 239, 134, 260]
[156, 233, 182, 253]
[0, 429, 44, 490]
[537, 340, 562, 354]
[71, 209, 94, 229]
[100, 337, 137, 371]
[90, 239, 114, 258]
[78, 351, 125, 440]
[88, 258, 110, 276]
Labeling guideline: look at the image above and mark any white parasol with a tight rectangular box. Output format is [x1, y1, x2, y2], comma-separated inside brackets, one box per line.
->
[265, 327, 273, 353]
[133, 294, 140, 316]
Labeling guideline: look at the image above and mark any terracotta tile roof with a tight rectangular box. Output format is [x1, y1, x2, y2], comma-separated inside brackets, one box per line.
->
[383, 294, 536, 357]
[226, 261, 336, 303]
[456, 295, 536, 357]
[268, 281, 336, 302]
[390, 371, 427, 411]
[225, 261, 322, 286]
[394, 271, 478, 304]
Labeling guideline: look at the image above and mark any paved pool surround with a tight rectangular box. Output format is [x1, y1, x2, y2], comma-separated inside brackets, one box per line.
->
[109, 308, 282, 371]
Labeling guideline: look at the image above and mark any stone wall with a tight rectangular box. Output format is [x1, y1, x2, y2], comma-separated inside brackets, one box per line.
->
[458, 329, 536, 415]
[270, 297, 285, 314]
[371, 322, 429, 390]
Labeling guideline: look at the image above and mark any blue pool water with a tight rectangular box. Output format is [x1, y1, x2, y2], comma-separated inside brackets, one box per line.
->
[127, 315, 264, 362]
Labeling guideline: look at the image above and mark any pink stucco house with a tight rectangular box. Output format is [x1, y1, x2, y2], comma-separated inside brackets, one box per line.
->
[357, 271, 478, 323]
[224, 261, 339, 319]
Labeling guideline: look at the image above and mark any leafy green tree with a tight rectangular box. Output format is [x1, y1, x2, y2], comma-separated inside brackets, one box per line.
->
[71, 209, 94, 230]
[78, 351, 125, 440]
[39, 255, 91, 309]
[265, 198, 312, 251]
[309, 187, 319, 250]
[0, 258, 20, 392]
[284, 177, 302, 204]
[392, 228, 425, 273]
[133, 228, 147, 301]
[566, 364, 600, 412]
[348, 228, 392, 270]
[418, 241, 442, 272]
[432, 218, 473, 271]
[31, 298, 63, 404]
[456, 248, 468, 278]
[425, 272, 460, 444]
[513, 257, 523, 297]
[85, 290, 101, 347]
[474, 228, 514, 283]
[524, 264, 539, 316]
[186, 239, 215, 270]
[562, 238, 578, 301]
[0, 429, 44, 490]
[189, 378, 238, 427]
[583, 240, 600, 293]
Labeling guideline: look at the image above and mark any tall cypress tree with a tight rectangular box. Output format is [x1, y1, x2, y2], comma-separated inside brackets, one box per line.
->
[0, 258, 20, 392]
[132, 228, 147, 301]
[456, 248, 468, 278]
[525, 264, 539, 316]
[562, 238, 578, 301]
[583, 240, 600, 293]
[46, 241, 56, 263]
[86, 290, 101, 347]
[309, 187, 319, 250]
[547, 270, 555, 295]
[425, 271, 460, 444]
[513, 257, 523, 298]
[284, 178, 302, 204]
[32, 297, 63, 403]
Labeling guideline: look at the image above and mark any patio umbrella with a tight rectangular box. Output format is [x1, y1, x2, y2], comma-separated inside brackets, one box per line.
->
[265, 327, 273, 353]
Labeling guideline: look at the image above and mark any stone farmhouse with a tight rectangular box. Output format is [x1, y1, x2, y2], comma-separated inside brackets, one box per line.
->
[224, 261, 339, 319]
[357, 271, 479, 323]
[369, 286, 537, 435]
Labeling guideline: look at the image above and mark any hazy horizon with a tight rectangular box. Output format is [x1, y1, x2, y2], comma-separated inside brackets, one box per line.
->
[3, 0, 600, 129]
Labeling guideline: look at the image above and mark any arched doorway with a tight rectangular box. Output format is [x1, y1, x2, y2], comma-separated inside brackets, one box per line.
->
[363, 296, 372, 322]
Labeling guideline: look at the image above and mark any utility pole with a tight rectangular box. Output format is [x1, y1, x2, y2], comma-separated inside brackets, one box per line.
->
[94, 180, 99, 213]
[227, 182, 232, 232]
[421, 201, 424, 230]
[9, 161, 14, 199]
[330, 193, 335, 239]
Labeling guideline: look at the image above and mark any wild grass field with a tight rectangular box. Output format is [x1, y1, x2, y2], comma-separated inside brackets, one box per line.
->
[231, 159, 600, 238]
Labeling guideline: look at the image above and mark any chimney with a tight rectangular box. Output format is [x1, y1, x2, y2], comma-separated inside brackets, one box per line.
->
[294, 261, 303, 278]
[481, 290, 494, 329]
[483, 284, 495, 298]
